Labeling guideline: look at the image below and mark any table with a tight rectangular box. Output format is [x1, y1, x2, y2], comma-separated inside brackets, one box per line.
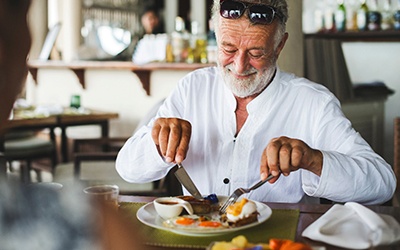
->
[119, 195, 400, 250]
[1, 108, 119, 163]
[56, 109, 118, 162]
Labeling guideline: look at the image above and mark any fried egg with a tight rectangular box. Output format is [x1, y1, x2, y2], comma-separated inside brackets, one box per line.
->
[163, 214, 225, 230]
[225, 198, 257, 222]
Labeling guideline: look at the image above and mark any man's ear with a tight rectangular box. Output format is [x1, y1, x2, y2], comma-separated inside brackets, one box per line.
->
[276, 32, 289, 57]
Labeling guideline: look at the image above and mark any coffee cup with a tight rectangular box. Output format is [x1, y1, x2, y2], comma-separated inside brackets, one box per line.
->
[153, 197, 194, 219]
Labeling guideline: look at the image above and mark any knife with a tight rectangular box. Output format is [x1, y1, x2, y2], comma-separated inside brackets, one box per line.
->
[174, 163, 203, 200]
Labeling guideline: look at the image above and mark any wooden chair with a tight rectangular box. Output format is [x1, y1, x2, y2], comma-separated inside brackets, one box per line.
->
[53, 137, 182, 196]
[0, 152, 6, 178]
[2, 130, 57, 182]
[393, 117, 400, 206]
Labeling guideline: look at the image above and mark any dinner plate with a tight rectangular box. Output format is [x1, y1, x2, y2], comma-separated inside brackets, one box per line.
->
[136, 197, 272, 237]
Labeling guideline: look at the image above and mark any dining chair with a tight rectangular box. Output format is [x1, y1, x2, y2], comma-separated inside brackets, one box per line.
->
[2, 130, 57, 183]
[0, 152, 6, 178]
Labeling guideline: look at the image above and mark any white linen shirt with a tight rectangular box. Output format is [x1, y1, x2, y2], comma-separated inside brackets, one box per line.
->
[116, 67, 396, 205]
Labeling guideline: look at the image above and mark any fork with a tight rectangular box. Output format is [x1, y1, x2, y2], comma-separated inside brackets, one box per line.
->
[219, 174, 275, 214]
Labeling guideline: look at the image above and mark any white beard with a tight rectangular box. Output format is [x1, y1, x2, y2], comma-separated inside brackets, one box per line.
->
[219, 63, 277, 98]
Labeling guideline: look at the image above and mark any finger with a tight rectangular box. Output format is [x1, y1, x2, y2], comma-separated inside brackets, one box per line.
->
[151, 122, 161, 146]
[165, 123, 182, 163]
[260, 148, 270, 179]
[291, 145, 304, 169]
[279, 143, 292, 176]
[175, 123, 191, 163]
[267, 139, 281, 177]
[158, 125, 171, 159]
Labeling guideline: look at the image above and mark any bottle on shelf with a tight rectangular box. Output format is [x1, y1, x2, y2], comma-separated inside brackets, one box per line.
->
[314, 7, 325, 32]
[324, 4, 335, 32]
[335, 0, 347, 32]
[367, 0, 382, 30]
[165, 35, 174, 63]
[395, 0, 400, 30]
[171, 17, 190, 63]
[357, 0, 369, 31]
[187, 21, 207, 64]
[346, 1, 358, 31]
[381, 0, 393, 30]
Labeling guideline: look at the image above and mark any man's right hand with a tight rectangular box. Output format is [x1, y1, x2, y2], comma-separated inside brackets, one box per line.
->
[151, 118, 191, 164]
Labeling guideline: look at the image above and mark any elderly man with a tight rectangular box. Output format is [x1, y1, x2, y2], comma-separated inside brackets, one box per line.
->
[116, 0, 396, 205]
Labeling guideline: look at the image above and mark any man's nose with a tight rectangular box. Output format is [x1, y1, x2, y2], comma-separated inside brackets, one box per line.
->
[232, 51, 250, 75]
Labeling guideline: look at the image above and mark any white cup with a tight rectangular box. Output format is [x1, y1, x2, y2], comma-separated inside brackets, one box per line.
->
[153, 197, 194, 220]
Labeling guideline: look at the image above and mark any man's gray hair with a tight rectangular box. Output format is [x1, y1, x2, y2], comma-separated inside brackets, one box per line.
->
[211, 0, 288, 48]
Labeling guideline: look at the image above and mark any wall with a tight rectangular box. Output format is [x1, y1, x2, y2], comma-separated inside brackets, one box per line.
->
[278, 0, 304, 77]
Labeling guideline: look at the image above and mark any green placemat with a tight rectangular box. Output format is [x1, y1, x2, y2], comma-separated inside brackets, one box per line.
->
[119, 202, 300, 249]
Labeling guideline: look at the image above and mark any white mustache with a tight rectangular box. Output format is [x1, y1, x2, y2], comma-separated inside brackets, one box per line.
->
[225, 64, 258, 76]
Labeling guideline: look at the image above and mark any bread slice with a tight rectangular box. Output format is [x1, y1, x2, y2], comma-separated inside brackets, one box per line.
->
[177, 195, 213, 214]
[220, 211, 259, 227]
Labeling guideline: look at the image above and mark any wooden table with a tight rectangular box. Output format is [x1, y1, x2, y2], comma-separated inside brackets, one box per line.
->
[1, 108, 119, 163]
[56, 109, 118, 162]
[119, 195, 400, 250]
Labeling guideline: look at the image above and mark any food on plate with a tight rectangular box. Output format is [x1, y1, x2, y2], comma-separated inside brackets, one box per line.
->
[210, 235, 270, 250]
[269, 239, 313, 250]
[163, 214, 224, 230]
[177, 194, 219, 214]
[221, 198, 259, 227]
[161, 195, 262, 231]
[210, 235, 312, 250]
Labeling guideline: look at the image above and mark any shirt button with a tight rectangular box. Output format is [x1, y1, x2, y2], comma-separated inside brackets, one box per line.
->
[223, 178, 230, 184]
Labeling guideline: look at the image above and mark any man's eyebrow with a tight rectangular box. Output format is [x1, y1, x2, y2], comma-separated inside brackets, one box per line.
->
[248, 47, 266, 51]
[220, 41, 264, 50]
[220, 41, 235, 47]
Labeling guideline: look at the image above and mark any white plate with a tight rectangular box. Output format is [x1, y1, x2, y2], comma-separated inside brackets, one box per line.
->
[136, 197, 272, 237]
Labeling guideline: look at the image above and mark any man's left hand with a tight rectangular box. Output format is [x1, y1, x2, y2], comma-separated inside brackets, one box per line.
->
[260, 136, 323, 182]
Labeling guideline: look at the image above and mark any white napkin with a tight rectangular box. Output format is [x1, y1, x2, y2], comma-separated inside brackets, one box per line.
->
[34, 104, 63, 116]
[302, 202, 400, 249]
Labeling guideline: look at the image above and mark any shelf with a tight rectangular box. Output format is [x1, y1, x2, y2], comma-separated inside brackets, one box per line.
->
[82, 3, 136, 12]
[27, 60, 215, 96]
[304, 30, 400, 42]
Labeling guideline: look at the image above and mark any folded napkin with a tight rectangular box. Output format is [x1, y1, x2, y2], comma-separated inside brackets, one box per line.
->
[302, 202, 400, 249]
[35, 104, 63, 116]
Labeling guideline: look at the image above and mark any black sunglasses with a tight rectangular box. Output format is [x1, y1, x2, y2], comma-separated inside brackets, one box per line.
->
[220, 0, 281, 25]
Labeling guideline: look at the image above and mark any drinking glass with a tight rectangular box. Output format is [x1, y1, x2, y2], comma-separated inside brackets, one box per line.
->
[83, 184, 119, 209]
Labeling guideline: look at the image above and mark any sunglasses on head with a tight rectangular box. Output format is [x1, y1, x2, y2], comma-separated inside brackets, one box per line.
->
[220, 0, 281, 25]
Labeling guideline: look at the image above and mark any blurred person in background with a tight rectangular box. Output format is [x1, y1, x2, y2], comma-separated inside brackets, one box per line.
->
[140, 6, 165, 36]
[0, 1, 144, 249]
